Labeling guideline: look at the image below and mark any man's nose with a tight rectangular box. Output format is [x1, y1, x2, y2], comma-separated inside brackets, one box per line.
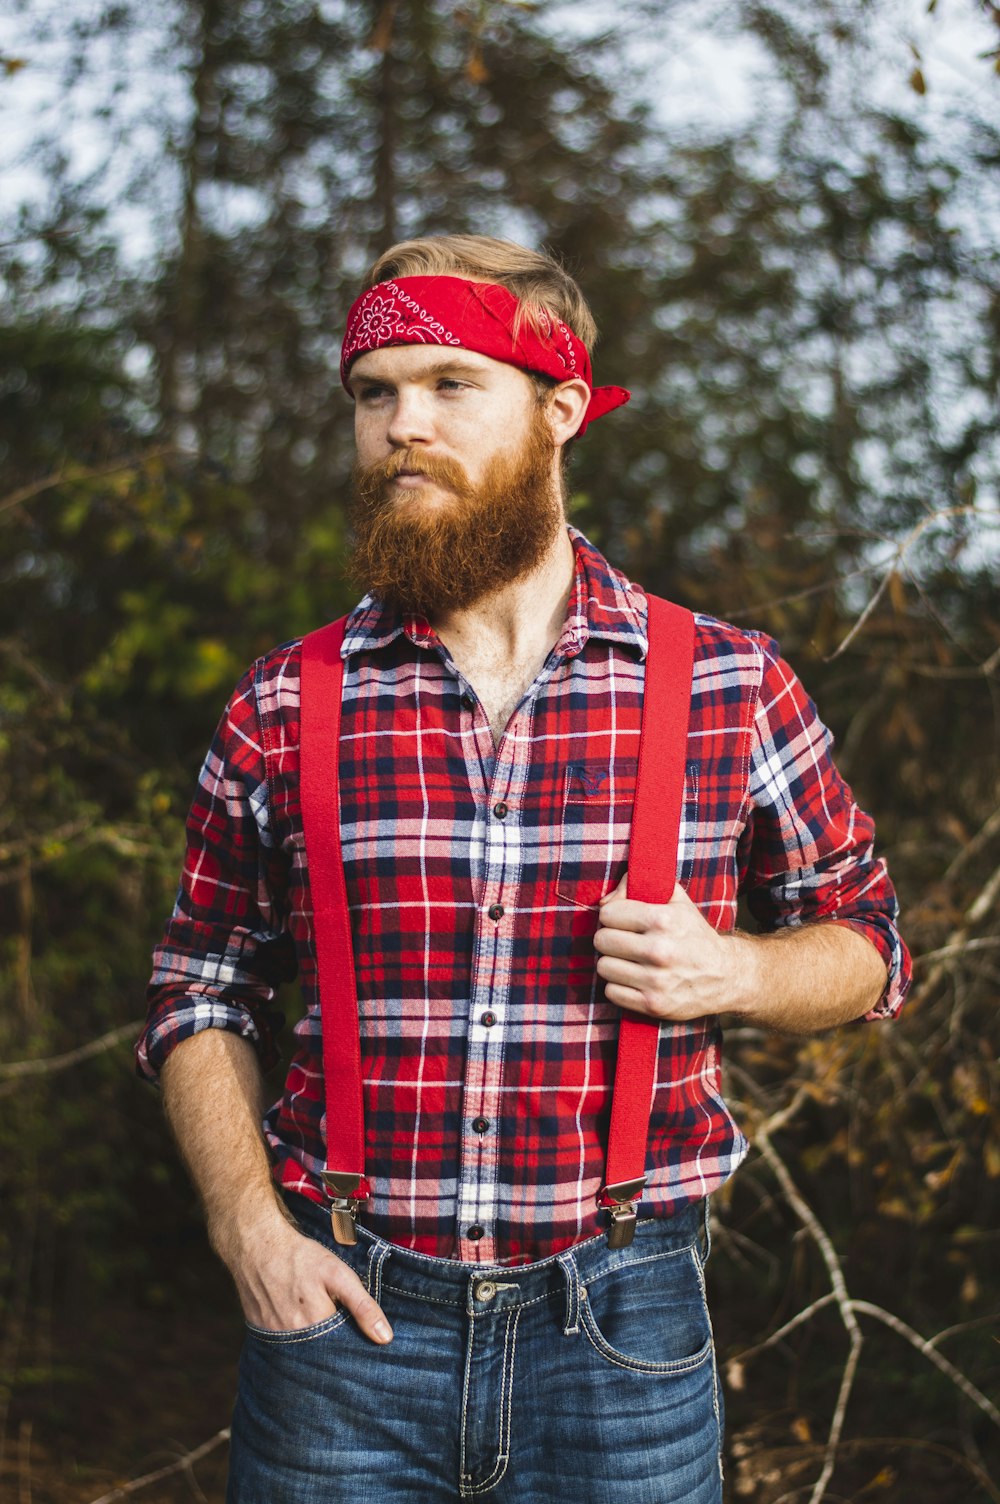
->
[385, 388, 435, 448]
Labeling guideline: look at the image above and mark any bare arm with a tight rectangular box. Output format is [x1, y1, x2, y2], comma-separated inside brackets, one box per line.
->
[160, 1029, 392, 1342]
[722, 918, 886, 1032]
[594, 878, 887, 1032]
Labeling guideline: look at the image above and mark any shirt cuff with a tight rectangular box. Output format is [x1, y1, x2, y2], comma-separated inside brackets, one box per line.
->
[835, 918, 911, 1021]
[134, 997, 275, 1083]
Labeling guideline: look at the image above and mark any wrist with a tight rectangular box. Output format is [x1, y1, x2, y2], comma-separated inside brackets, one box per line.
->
[719, 929, 767, 1020]
[208, 1191, 296, 1272]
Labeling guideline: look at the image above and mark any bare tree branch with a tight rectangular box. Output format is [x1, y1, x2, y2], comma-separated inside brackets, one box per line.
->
[0, 446, 175, 519]
[909, 857, 1000, 1009]
[0, 1021, 143, 1090]
[0, 821, 159, 883]
[914, 937, 1000, 965]
[85, 1428, 230, 1504]
[755, 1129, 862, 1504]
[906, 644, 1000, 679]
[824, 506, 979, 661]
[944, 805, 1000, 882]
[850, 1300, 1000, 1429]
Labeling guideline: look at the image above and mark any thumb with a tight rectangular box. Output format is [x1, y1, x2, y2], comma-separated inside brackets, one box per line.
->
[325, 1254, 393, 1345]
[666, 882, 699, 911]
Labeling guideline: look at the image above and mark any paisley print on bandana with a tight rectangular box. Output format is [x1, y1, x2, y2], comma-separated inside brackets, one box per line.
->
[344, 281, 462, 362]
[340, 274, 630, 437]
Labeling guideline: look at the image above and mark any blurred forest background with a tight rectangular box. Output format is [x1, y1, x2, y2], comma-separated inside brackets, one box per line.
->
[1, 0, 998, 1500]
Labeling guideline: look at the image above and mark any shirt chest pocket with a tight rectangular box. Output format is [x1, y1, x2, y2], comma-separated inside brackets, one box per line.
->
[554, 761, 634, 910]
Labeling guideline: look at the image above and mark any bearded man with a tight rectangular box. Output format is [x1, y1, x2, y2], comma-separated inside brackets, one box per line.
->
[137, 235, 910, 1504]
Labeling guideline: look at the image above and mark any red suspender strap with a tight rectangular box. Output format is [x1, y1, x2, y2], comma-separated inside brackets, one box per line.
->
[299, 591, 696, 1251]
[598, 592, 696, 1246]
[299, 616, 371, 1245]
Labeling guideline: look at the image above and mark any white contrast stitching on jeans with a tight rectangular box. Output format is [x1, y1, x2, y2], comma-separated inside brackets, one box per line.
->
[462, 1306, 519, 1495]
[577, 1248, 715, 1374]
[244, 1311, 350, 1345]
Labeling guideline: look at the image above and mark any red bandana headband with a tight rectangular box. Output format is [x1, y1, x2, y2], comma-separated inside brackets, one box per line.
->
[340, 275, 630, 437]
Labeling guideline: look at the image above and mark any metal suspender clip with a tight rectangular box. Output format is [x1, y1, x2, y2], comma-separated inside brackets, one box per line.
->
[321, 1171, 369, 1247]
[597, 1177, 646, 1249]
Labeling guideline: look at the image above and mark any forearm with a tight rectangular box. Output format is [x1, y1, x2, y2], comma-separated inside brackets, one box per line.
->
[595, 879, 889, 1034]
[724, 921, 888, 1033]
[159, 1029, 393, 1343]
[160, 1029, 293, 1266]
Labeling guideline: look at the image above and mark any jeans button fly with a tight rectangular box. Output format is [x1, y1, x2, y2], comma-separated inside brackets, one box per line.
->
[474, 1280, 497, 1302]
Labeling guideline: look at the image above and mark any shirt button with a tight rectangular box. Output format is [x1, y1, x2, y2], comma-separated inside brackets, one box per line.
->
[461, 692, 475, 708]
[488, 903, 504, 921]
[480, 1011, 498, 1027]
[472, 1116, 490, 1134]
[493, 801, 508, 819]
[467, 1225, 485, 1241]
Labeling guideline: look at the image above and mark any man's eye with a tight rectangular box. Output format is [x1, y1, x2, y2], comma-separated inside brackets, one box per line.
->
[357, 385, 390, 402]
[438, 378, 467, 392]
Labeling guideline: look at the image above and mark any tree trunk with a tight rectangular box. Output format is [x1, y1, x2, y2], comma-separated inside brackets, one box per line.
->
[372, 0, 398, 248]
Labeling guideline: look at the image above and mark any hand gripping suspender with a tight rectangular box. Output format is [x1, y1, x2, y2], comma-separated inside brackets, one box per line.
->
[299, 593, 695, 1250]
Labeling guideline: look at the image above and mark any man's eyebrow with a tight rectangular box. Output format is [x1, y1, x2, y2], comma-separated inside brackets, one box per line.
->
[348, 357, 489, 387]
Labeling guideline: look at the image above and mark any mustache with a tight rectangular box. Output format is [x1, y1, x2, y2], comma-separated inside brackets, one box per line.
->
[354, 448, 471, 501]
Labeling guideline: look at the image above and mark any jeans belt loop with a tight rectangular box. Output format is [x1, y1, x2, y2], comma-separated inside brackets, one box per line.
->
[556, 1251, 581, 1336]
[367, 1239, 392, 1307]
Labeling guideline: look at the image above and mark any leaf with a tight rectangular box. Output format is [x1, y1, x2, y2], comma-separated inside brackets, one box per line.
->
[2, 56, 27, 76]
[984, 1135, 1000, 1179]
[466, 49, 490, 84]
[909, 67, 927, 95]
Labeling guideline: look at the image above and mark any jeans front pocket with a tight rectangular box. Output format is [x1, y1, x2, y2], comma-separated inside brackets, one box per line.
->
[579, 1244, 714, 1374]
[554, 760, 633, 909]
[244, 1307, 350, 1345]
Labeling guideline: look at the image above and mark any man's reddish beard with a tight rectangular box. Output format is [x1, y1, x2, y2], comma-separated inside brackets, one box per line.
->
[344, 409, 565, 620]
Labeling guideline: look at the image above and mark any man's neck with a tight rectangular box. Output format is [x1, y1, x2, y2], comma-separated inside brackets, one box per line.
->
[429, 521, 576, 669]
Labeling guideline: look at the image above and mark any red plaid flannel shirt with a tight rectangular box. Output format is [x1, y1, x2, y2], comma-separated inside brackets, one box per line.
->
[137, 526, 910, 1264]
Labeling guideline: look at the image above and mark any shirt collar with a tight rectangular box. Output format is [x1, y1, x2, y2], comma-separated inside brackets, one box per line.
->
[340, 524, 649, 662]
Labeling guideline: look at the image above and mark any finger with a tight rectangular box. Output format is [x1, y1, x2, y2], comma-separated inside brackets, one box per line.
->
[326, 1259, 393, 1345]
[603, 981, 658, 1015]
[596, 953, 651, 990]
[598, 891, 661, 931]
[594, 924, 652, 962]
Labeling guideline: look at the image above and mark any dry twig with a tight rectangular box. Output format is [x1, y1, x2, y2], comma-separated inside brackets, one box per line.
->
[728, 1097, 1000, 1503]
[824, 505, 979, 661]
[0, 446, 175, 519]
[85, 1428, 231, 1504]
[0, 1021, 143, 1092]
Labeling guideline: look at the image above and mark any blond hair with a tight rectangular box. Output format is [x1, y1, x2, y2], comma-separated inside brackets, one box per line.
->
[365, 234, 598, 354]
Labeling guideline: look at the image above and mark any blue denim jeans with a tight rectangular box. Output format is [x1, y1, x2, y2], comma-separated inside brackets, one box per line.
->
[226, 1191, 724, 1503]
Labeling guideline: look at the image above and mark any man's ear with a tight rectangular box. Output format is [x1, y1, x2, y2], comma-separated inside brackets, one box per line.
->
[548, 378, 591, 445]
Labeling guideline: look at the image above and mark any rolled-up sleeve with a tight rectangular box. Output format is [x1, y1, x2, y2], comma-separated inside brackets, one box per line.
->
[135, 663, 295, 1083]
[740, 636, 910, 1020]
